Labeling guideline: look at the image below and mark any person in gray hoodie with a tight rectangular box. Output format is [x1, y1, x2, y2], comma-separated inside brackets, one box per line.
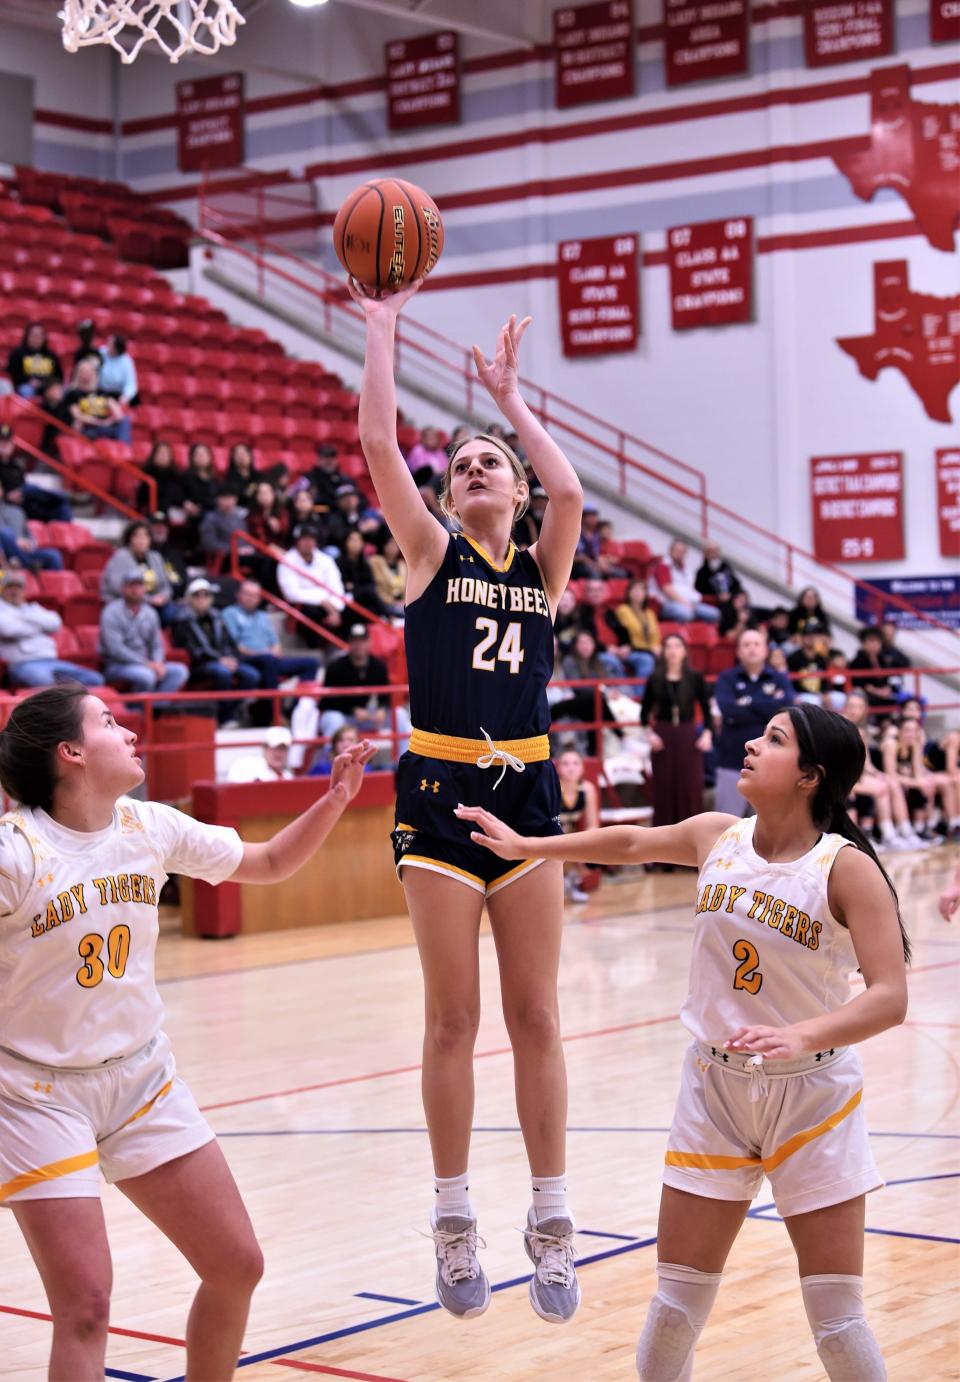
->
[0, 569, 103, 687]
[99, 573, 189, 695]
[100, 521, 182, 625]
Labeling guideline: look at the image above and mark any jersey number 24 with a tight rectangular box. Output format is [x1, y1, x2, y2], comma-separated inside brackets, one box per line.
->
[473, 617, 524, 675]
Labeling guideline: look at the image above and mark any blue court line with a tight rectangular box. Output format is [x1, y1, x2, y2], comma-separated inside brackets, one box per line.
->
[577, 1229, 643, 1242]
[354, 1291, 422, 1306]
[106, 1371, 155, 1381]
[750, 1212, 960, 1246]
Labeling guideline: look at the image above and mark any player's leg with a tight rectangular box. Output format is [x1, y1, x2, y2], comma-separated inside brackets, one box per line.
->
[13, 1198, 113, 1380]
[116, 1141, 263, 1381]
[636, 1187, 749, 1381]
[785, 1196, 886, 1380]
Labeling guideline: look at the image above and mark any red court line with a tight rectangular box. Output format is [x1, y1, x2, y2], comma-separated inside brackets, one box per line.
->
[271, 1360, 408, 1380]
[0, 1302, 184, 1346]
[199, 1013, 679, 1113]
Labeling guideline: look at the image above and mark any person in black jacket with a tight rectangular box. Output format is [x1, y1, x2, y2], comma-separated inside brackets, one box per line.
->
[694, 541, 742, 607]
[137, 442, 189, 527]
[175, 578, 261, 724]
[788, 586, 831, 640]
[7, 323, 62, 399]
[336, 530, 384, 616]
[641, 632, 713, 826]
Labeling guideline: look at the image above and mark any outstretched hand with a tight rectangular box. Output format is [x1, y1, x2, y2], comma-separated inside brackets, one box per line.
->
[346, 275, 423, 320]
[472, 313, 531, 408]
[329, 740, 377, 803]
[454, 803, 526, 859]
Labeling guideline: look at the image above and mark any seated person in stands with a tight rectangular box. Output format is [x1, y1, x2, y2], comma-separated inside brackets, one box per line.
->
[786, 619, 829, 704]
[199, 489, 247, 563]
[183, 442, 220, 516]
[291, 623, 410, 765]
[561, 628, 623, 687]
[100, 520, 180, 625]
[555, 746, 601, 904]
[880, 619, 911, 674]
[324, 482, 382, 550]
[824, 648, 849, 710]
[227, 725, 295, 783]
[514, 484, 548, 550]
[369, 532, 407, 619]
[222, 579, 318, 726]
[0, 495, 64, 572]
[572, 504, 604, 579]
[0, 425, 73, 525]
[304, 444, 345, 510]
[337, 530, 384, 616]
[594, 518, 630, 577]
[553, 585, 592, 656]
[695, 540, 743, 606]
[98, 335, 138, 407]
[99, 572, 190, 696]
[788, 585, 831, 641]
[276, 523, 345, 648]
[71, 318, 101, 373]
[719, 588, 756, 640]
[286, 485, 325, 533]
[649, 537, 721, 624]
[763, 604, 793, 650]
[246, 481, 289, 549]
[148, 511, 189, 605]
[849, 625, 901, 710]
[606, 577, 661, 682]
[223, 443, 259, 507]
[176, 578, 261, 726]
[64, 359, 131, 446]
[137, 441, 188, 526]
[0, 568, 103, 688]
[551, 630, 619, 755]
[37, 380, 71, 458]
[405, 424, 448, 487]
[7, 322, 62, 399]
[306, 723, 372, 778]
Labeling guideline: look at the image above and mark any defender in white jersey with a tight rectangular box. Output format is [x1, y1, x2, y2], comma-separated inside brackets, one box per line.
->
[459, 703, 909, 1381]
[0, 684, 373, 1382]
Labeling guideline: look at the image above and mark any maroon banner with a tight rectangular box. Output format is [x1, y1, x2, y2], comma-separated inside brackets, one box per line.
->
[931, 0, 960, 42]
[667, 217, 753, 328]
[804, 0, 894, 67]
[554, 1, 635, 109]
[385, 31, 459, 131]
[664, 0, 749, 87]
[558, 234, 639, 356]
[810, 453, 904, 562]
[176, 72, 244, 173]
[936, 449, 960, 557]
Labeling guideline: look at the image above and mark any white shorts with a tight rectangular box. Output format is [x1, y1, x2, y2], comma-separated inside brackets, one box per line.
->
[662, 1041, 883, 1218]
[0, 1031, 214, 1206]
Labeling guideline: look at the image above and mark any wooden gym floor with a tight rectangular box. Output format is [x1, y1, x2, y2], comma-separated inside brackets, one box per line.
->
[1, 845, 957, 1381]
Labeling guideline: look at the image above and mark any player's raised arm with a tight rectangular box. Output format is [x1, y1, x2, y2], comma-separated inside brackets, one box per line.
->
[454, 804, 736, 871]
[349, 277, 449, 580]
[472, 315, 582, 607]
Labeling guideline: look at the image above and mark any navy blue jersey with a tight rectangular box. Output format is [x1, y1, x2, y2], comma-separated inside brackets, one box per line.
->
[405, 533, 554, 740]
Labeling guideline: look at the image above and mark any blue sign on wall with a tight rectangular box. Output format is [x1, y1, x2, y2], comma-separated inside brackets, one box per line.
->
[855, 575, 960, 630]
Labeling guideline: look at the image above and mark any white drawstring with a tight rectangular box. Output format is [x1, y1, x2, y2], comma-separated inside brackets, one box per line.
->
[476, 726, 525, 789]
[747, 1054, 768, 1103]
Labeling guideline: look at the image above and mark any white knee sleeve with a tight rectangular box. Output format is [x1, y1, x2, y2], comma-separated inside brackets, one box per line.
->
[801, 1274, 887, 1381]
[636, 1262, 722, 1381]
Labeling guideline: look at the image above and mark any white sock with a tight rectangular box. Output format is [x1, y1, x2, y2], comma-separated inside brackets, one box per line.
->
[531, 1172, 569, 1223]
[879, 820, 896, 841]
[434, 1171, 473, 1221]
[897, 821, 916, 839]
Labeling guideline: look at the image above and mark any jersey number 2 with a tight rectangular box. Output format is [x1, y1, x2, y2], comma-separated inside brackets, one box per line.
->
[732, 938, 762, 994]
[76, 925, 132, 989]
[473, 618, 524, 674]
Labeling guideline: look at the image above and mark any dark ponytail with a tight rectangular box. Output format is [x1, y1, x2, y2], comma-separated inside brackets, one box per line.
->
[0, 683, 89, 813]
[785, 703, 910, 962]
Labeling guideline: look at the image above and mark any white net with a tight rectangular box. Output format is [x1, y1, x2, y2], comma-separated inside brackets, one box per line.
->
[60, 0, 245, 63]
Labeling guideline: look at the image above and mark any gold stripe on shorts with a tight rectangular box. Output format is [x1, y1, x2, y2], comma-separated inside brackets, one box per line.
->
[664, 1087, 863, 1174]
[409, 727, 550, 764]
[119, 1078, 173, 1130]
[0, 1148, 99, 1201]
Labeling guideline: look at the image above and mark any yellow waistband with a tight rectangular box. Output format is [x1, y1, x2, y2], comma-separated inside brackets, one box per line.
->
[410, 728, 551, 765]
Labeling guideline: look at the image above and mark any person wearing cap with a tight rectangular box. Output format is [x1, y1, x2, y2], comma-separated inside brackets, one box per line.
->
[226, 725, 295, 783]
[323, 482, 383, 551]
[0, 570, 104, 688]
[100, 521, 179, 624]
[276, 525, 345, 648]
[175, 579, 261, 725]
[304, 444, 345, 511]
[222, 580, 319, 725]
[6, 322, 63, 399]
[99, 574, 189, 697]
[787, 620, 831, 704]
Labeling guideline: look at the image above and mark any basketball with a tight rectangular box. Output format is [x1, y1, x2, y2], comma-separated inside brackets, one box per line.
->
[333, 178, 444, 292]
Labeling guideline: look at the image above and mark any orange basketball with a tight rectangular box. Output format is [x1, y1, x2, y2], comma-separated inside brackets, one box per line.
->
[333, 178, 444, 293]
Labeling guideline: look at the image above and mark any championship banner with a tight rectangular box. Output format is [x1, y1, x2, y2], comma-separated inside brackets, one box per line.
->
[855, 575, 960, 630]
[664, 0, 749, 86]
[558, 234, 639, 356]
[385, 31, 460, 131]
[176, 72, 244, 173]
[667, 217, 753, 328]
[554, 1, 635, 109]
[936, 449, 960, 557]
[810, 453, 904, 562]
[931, 0, 960, 42]
[804, 0, 894, 67]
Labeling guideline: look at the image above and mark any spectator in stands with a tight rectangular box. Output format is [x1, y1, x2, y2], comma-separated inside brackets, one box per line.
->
[641, 632, 712, 827]
[0, 426, 73, 524]
[305, 445, 345, 511]
[100, 520, 179, 624]
[788, 586, 831, 641]
[286, 486, 324, 532]
[369, 532, 407, 619]
[337, 530, 383, 617]
[650, 538, 721, 624]
[199, 489, 247, 565]
[554, 586, 590, 655]
[98, 335, 138, 407]
[713, 627, 794, 816]
[572, 505, 604, 579]
[595, 518, 629, 578]
[276, 523, 345, 647]
[882, 717, 950, 843]
[147, 511, 189, 605]
[0, 569, 103, 688]
[606, 577, 661, 683]
[786, 619, 829, 704]
[824, 648, 849, 709]
[764, 605, 793, 650]
[183, 443, 220, 516]
[36, 379, 71, 459]
[7, 322, 62, 399]
[0, 497, 65, 572]
[557, 630, 622, 753]
[223, 443, 259, 507]
[555, 747, 601, 904]
[176, 577, 261, 725]
[222, 579, 319, 725]
[227, 725, 295, 783]
[695, 540, 743, 606]
[880, 619, 911, 676]
[515, 485, 548, 550]
[325, 483, 382, 550]
[292, 623, 410, 762]
[71, 319, 101, 374]
[305, 722, 363, 777]
[246, 481, 289, 549]
[99, 572, 189, 697]
[137, 441, 188, 526]
[64, 358, 131, 446]
[767, 644, 789, 674]
[406, 425, 448, 487]
[849, 625, 900, 710]
[719, 589, 756, 641]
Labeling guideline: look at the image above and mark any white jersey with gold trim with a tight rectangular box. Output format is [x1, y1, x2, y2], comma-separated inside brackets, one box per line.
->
[0, 798, 242, 1067]
[680, 816, 858, 1044]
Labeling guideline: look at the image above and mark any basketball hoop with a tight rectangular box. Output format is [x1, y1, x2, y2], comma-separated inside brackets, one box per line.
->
[60, 0, 245, 63]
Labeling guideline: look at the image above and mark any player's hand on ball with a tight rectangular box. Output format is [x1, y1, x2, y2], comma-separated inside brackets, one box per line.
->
[330, 740, 376, 803]
[455, 804, 525, 859]
[347, 275, 423, 316]
[724, 1024, 808, 1060]
[472, 313, 531, 405]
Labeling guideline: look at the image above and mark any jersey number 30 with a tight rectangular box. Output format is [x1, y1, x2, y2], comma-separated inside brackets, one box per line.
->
[76, 925, 132, 988]
[473, 618, 524, 674]
[732, 938, 762, 994]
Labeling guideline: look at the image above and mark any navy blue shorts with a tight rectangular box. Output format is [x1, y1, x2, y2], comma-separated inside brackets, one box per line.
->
[391, 751, 562, 895]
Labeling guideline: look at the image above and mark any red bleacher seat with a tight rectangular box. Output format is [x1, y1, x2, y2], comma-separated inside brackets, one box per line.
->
[37, 570, 85, 601]
[707, 642, 737, 674]
[63, 593, 104, 626]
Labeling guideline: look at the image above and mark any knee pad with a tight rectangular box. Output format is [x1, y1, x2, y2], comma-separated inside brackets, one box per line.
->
[801, 1274, 887, 1381]
[636, 1262, 722, 1382]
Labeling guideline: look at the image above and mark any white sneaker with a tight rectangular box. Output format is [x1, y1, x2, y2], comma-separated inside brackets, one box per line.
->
[428, 1212, 490, 1319]
[523, 1211, 580, 1324]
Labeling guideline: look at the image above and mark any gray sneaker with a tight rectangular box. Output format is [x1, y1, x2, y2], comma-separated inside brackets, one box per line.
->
[523, 1211, 580, 1323]
[429, 1212, 491, 1319]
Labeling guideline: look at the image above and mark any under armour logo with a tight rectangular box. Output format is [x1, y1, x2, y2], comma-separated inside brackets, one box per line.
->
[715, 859, 735, 871]
[420, 779, 440, 793]
[710, 1047, 730, 1063]
[814, 1049, 836, 1062]
[33, 1080, 52, 1094]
